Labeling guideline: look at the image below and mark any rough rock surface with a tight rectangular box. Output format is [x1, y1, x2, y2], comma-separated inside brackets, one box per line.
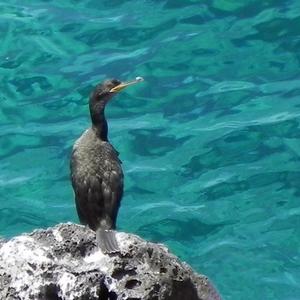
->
[0, 223, 222, 300]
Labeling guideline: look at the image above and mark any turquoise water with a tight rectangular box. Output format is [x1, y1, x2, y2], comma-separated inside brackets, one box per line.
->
[1, 0, 300, 299]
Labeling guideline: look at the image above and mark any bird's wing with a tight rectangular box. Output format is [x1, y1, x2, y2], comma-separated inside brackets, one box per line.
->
[100, 156, 124, 228]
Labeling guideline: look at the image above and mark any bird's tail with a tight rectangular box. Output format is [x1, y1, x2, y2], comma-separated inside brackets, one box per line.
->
[96, 228, 119, 254]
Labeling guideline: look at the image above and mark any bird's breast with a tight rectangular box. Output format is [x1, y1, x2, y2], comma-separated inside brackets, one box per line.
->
[72, 131, 123, 182]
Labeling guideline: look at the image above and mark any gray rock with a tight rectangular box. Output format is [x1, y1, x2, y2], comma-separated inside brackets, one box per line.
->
[0, 223, 222, 300]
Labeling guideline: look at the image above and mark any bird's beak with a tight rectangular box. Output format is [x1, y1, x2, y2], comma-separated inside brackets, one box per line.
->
[109, 77, 144, 93]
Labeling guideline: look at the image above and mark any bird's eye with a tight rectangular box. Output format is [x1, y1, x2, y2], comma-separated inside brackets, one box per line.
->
[111, 79, 121, 85]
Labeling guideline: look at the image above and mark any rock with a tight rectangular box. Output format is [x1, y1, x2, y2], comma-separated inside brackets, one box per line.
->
[0, 223, 222, 300]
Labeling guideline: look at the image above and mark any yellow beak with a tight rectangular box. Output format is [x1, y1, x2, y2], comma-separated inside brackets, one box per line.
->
[109, 77, 144, 93]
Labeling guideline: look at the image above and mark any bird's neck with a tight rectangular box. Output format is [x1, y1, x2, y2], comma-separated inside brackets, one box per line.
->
[90, 101, 108, 141]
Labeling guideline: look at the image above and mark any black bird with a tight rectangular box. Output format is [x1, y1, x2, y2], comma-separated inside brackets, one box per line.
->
[70, 77, 143, 253]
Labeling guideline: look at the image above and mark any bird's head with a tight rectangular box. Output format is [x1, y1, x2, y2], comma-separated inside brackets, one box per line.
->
[90, 77, 144, 104]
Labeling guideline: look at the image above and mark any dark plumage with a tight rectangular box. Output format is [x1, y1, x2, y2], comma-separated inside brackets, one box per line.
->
[70, 78, 143, 253]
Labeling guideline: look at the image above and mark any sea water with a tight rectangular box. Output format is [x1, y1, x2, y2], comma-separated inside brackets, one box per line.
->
[0, 1, 300, 299]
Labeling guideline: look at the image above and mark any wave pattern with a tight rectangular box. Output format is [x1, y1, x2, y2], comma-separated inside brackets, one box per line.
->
[1, 1, 300, 299]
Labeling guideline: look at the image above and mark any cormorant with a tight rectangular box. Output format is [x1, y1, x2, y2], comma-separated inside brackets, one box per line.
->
[70, 77, 143, 253]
